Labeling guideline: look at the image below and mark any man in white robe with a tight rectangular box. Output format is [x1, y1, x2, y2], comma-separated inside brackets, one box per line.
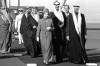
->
[65, 5, 88, 64]
[15, 8, 23, 44]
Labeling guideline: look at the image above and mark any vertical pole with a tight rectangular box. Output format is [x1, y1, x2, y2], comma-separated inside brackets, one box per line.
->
[9, 0, 11, 8]
[4, 0, 7, 9]
[56, 0, 58, 1]
[18, 0, 20, 9]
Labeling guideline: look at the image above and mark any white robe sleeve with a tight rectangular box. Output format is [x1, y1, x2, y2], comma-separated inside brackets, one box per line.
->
[15, 15, 18, 30]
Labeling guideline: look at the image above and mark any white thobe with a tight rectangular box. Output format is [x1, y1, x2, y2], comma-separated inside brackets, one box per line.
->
[15, 14, 24, 44]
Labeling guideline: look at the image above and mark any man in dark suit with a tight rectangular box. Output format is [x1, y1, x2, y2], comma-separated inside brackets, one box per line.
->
[62, 4, 71, 59]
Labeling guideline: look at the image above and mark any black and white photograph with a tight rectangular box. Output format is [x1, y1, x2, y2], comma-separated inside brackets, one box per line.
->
[0, 0, 100, 66]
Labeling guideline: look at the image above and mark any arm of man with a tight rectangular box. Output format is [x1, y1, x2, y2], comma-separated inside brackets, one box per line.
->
[36, 20, 41, 42]
[66, 14, 70, 41]
[20, 15, 24, 34]
[15, 15, 18, 30]
[81, 14, 87, 40]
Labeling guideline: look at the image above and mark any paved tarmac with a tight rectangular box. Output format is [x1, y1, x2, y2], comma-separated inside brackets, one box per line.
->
[0, 23, 100, 66]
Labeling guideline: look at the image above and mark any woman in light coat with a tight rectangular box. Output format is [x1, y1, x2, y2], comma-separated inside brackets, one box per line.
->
[36, 8, 54, 64]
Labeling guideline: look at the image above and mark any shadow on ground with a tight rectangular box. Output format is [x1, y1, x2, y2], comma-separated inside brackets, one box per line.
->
[88, 55, 100, 63]
[0, 56, 14, 59]
[10, 48, 25, 53]
[87, 51, 100, 63]
[86, 48, 97, 51]
[11, 48, 100, 63]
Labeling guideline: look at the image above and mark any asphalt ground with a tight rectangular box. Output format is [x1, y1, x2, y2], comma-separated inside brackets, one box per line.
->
[0, 23, 100, 66]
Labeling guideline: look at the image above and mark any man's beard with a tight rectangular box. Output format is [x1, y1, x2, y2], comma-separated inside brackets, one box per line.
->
[74, 11, 79, 14]
[56, 8, 59, 11]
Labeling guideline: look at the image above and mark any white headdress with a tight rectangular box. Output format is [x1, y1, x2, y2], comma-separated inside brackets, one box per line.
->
[72, 7, 82, 35]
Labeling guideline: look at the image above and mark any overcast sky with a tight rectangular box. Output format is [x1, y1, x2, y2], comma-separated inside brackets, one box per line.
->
[7, 0, 100, 23]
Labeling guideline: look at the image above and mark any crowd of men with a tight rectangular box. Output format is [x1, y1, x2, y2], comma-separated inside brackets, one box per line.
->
[0, 0, 89, 65]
